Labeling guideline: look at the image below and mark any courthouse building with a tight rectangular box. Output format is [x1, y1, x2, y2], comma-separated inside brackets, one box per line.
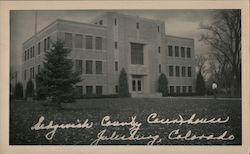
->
[22, 12, 196, 97]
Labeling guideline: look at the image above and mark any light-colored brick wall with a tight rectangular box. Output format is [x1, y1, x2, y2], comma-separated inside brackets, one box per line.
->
[21, 12, 197, 96]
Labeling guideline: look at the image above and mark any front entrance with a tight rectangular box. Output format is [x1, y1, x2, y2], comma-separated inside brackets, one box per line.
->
[132, 77, 143, 94]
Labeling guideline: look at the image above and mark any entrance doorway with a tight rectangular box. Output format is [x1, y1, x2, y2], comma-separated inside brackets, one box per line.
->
[132, 78, 143, 93]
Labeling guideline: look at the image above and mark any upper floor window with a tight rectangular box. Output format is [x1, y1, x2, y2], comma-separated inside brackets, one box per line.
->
[115, 61, 118, 71]
[181, 47, 185, 57]
[131, 43, 144, 65]
[114, 41, 118, 49]
[169, 66, 174, 77]
[24, 51, 26, 61]
[114, 18, 117, 25]
[44, 38, 47, 52]
[99, 20, 103, 25]
[96, 37, 102, 50]
[157, 26, 160, 32]
[175, 46, 179, 57]
[86, 36, 93, 49]
[75, 60, 83, 74]
[168, 46, 173, 56]
[38, 42, 41, 55]
[136, 22, 139, 29]
[181, 66, 186, 77]
[37, 65, 41, 73]
[30, 48, 32, 58]
[187, 48, 191, 58]
[96, 61, 103, 74]
[188, 66, 192, 77]
[30, 67, 34, 79]
[175, 66, 180, 77]
[65, 33, 72, 48]
[158, 46, 161, 53]
[32, 46, 35, 57]
[27, 49, 29, 59]
[86, 60, 93, 74]
[47, 37, 50, 50]
[75, 34, 83, 48]
[159, 64, 161, 73]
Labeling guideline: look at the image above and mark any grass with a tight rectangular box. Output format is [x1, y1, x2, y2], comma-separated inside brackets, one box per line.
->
[10, 97, 241, 145]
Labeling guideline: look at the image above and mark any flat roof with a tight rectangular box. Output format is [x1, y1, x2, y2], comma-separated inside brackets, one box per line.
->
[165, 34, 194, 41]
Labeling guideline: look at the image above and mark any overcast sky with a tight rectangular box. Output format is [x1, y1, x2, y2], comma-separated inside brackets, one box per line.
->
[10, 10, 215, 73]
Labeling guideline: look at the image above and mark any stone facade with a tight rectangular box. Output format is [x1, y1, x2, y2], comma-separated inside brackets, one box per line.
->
[21, 12, 196, 97]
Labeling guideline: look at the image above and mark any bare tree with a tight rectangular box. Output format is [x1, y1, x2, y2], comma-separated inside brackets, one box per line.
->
[200, 10, 241, 96]
[196, 54, 209, 79]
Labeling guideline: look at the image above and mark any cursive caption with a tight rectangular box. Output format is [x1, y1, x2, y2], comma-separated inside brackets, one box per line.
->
[31, 113, 234, 145]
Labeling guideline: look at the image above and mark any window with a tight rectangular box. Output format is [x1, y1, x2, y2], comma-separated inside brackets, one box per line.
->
[37, 65, 41, 73]
[115, 85, 118, 93]
[114, 18, 117, 25]
[75, 34, 83, 48]
[30, 47, 32, 58]
[188, 86, 192, 93]
[131, 43, 144, 64]
[181, 47, 185, 57]
[24, 51, 26, 61]
[159, 64, 161, 73]
[182, 66, 186, 77]
[44, 38, 47, 52]
[32, 46, 35, 57]
[65, 33, 72, 48]
[27, 50, 29, 59]
[168, 46, 173, 56]
[114, 41, 118, 49]
[24, 70, 27, 80]
[38, 42, 41, 55]
[175, 66, 180, 77]
[86, 36, 93, 49]
[188, 67, 192, 77]
[86, 86, 93, 95]
[115, 61, 118, 71]
[157, 26, 160, 32]
[182, 86, 186, 93]
[136, 22, 139, 29]
[158, 46, 161, 53]
[30, 67, 34, 79]
[132, 80, 136, 91]
[86, 60, 93, 74]
[175, 46, 179, 57]
[75, 60, 83, 74]
[99, 20, 103, 25]
[47, 37, 50, 50]
[176, 86, 180, 94]
[169, 66, 174, 77]
[187, 48, 191, 58]
[95, 37, 102, 50]
[137, 80, 142, 91]
[170, 86, 174, 94]
[96, 86, 103, 95]
[96, 61, 102, 74]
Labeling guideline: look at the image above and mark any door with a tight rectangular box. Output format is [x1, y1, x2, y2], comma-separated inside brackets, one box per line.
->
[132, 78, 143, 93]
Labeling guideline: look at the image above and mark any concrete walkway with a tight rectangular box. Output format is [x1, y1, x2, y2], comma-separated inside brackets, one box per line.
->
[136, 95, 241, 101]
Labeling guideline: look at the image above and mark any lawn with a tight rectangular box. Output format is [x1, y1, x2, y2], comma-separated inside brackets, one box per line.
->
[10, 97, 241, 145]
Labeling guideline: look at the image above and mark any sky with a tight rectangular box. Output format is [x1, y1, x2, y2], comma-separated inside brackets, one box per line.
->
[10, 10, 215, 76]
